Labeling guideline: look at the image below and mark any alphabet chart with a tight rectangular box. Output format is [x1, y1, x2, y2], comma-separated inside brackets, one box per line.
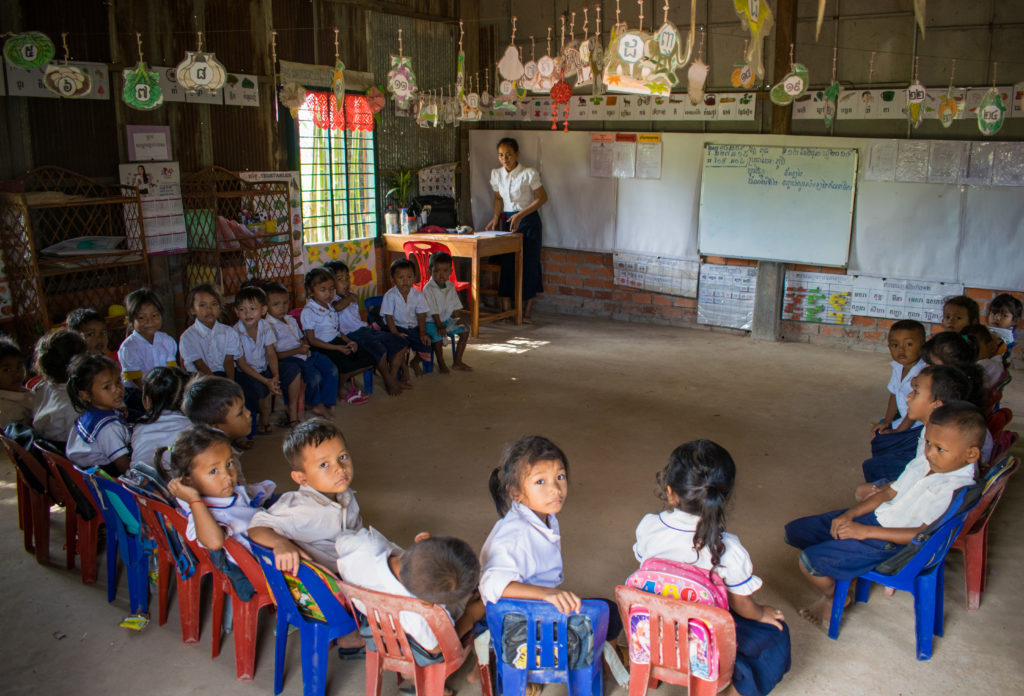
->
[697, 263, 757, 330]
[614, 253, 698, 298]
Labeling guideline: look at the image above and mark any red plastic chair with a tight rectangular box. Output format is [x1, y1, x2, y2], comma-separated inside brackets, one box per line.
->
[984, 431, 1017, 474]
[1, 433, 40, 555]
[951, 455, 1019, 610]
[37, 449, 102, 584]
[987, 407, 1012, 438]
[337, 580, 476, 696]
[0, 433, 70, 566]
[132, 493, 216, 645]
[614, 584, 737, 696]
[209, 536, 276, 680]
[402, 240, 472, 305]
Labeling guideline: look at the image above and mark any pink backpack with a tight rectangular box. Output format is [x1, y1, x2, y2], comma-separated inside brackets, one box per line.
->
[625, 557, 729, 681]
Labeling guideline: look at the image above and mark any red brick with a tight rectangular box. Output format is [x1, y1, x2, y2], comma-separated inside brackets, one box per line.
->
[633, 293, 652, 304]
[651, 294, 673, 307]
[659, 307, 684, 319]
[545, 250, 567, 263]
[862, 330, 885, 342]
[673, 297, 697, 308]
[851, 315, 875, 327]
[595, 278, 613, 289]
[594, 290, 612, 300]
[565, 275, 583, 287]
[877, 319, 894, 331]
[641, 305, 658, 314]
[557, 286, 574, 295]
[544, 274, 566, 286]
[613, 290, 632, 302]
[579, 266, 597, 277]
[575, 288, 593, 298]
[704, 256, 727, 265]
[585, 252, 607, 265]
[595, 266, 615, 279]
[966, 287, 990, 300]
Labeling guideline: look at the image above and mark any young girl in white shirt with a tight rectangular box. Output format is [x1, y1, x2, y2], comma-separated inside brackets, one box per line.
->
[31, 329, 88, 443]
[118, 288, 179, 391]
[130, 366, 190, 479]
[178, 284, 241, 378]
[634, 440, 790, 696]
[65, 354, 131, 476]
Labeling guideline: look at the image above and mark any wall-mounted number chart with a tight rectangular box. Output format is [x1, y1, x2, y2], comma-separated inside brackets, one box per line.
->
[782, 271, 853, 325]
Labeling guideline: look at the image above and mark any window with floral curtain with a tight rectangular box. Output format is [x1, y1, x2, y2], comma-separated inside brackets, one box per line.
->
[297, 92, 377, 243]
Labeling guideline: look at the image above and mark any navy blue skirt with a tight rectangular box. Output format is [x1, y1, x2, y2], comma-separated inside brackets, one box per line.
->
[498, 211, 543, 301]
[732, 612, 791, 696]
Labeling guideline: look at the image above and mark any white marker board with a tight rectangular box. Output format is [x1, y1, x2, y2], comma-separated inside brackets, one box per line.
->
[697, 144, 858, 266]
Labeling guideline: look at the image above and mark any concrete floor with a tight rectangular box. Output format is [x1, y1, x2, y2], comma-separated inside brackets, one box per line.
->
[2, 313, 1022, 696]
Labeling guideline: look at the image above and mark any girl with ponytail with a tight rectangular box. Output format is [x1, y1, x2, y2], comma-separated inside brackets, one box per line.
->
[633, 440, 791, 696]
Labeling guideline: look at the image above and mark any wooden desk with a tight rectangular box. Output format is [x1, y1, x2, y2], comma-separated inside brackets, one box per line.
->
[382, 232, 522, 337]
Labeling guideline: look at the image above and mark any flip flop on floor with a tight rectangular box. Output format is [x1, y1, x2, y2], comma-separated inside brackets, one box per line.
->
[343, 388, 369, 405]
[337, 646, 366, 659]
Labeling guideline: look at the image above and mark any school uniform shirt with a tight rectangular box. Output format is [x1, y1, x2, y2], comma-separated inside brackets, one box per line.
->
[422, 277, 462, 323]
[490, 164, 543, 213]
[234, 319, 275, 373]
[335, 296, 366, 335]
[479, 501, 564, 605]
[0, 389, 33, 428]
[381, 286, 430, 330]
[130, 410, 192, 478]
[247, 485, 362, 567]
[336, 527, 450, 651]
[633, 509, 763, 596]
[178, 481, 277, 560]
[117, 330, 179, 382]
[31, 380, 78, 442]
[66, 409, 131, 470]
[874, 454, 976, 528]
[914, 426, 993, 468]
[988, 326, 1014, 346]
[300, 300, 341, 343]
[266, 314, 307, 361]
[178, 320, 242, 373]
[979, 355, 1004, 390]
[888, 358, 926, 428]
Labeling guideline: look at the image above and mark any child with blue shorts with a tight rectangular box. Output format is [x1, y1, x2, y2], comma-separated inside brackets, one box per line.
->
[786, 401, 984, 631]
[382, 259, 432, 383]
[421, 251, 471, 374]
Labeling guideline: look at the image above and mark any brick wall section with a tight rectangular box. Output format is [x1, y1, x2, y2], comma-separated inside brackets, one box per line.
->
[534, 247, 1024, 365]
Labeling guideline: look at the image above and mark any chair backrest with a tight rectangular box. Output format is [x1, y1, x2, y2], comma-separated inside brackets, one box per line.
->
[403, 240, 452, 289]
[338, 580, 464, 669]
[0, 430, 51, 494]
[485, 598, 609, 677]
[962, 455, 1019, 536]
[289, 307, 303, 329]
[38, 447, 98, 519]
[86, 472, 143, 537]
[132, 491, 201, 580]
[614, 585, 736, 691]
[221, 536, 272, 602]
[249, 539, 341, 626]
[987, 407, 1011, 436]
[986, 431, 1017, 471]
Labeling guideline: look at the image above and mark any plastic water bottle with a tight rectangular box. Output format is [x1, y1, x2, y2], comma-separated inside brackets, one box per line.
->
[400, 208, 409, 234]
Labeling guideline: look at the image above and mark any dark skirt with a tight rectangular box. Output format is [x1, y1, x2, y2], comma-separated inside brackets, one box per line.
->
[732, 612, 791, 696]
[498, 210, 543, 301]
[784, 509, 901, 580]
[312, 337, 376, 376]
[862, 426, 922, 483]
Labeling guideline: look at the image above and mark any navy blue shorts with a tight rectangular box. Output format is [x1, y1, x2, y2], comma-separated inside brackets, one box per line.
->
[346, 326, 408, 364]
[862, 426, 922, 483]
[784, 509, 902, 580]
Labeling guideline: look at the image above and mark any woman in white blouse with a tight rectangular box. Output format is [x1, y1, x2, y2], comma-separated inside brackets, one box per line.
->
[486, 138, 549, 322]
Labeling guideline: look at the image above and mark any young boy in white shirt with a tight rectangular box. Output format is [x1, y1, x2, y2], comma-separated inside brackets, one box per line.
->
[381, 259, 431, 384]
[421, 251, 471, 374]
[786, 401, 984, 630]
[233, 285, 282, 437]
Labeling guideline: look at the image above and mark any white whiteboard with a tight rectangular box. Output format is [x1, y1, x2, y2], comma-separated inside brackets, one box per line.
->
[959, 187, 1024, 290]
[697, 144, 858, 266]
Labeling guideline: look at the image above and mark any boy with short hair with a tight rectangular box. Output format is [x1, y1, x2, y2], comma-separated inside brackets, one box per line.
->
[233, 285, 282, 436]
[182, 375, 252, 446]
[787, 401, 984, 630]
[421, 251, 471, 374]
[326, 261, 409, 396]
[382, 259, 432, 382]
[66, 307, 113, 359]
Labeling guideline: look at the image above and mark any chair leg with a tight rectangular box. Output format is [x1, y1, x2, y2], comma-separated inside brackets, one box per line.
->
[933, 561, 945, 638]
[79, 517, 99, 585]
[177, 576, 202, 643]
[301, 625, 331, 696]
[913, 571, 937, 661]
[211, 583, 226, 659]
[364, 644, 384, 696]
[232, 597, 259, 681]
[273, 617, 288, 695]
[128, 557, 150, 616]
[30, 490, 50, 565]
[64, 508, 78, 570]
[413, 664, 447, 696]
[500, 662, 528, 696]
[156, 551, 171, 625]
[105, 526, 119, 603]
[18, 476, 33, 551]
[628, 662, 652, 696]
[828, 579, 853, 640]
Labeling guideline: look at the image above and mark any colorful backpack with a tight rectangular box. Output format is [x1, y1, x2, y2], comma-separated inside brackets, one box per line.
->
[625, 557, 729, 681]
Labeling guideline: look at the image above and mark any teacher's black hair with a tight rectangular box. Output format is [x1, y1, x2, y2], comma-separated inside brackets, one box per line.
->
[496, 137, 519, 153]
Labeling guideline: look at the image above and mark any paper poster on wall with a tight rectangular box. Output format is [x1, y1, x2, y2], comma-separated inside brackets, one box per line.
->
[4, 60, 109, 99]
[782, 271, 853, 325]
[154, 66, 186, 102]
[590, 133, 615, 178]
[224, 73, 259, 107]
[613, 252, 698, 297]
[848, 275, 964, 324]
[119, 161, 187, 254]
[635, 134, 662, 179]
[697, 264, 757, 331]
[126, 125, 172, 162]
[418, 163, 457, 198]
[613, 133, 637, 178]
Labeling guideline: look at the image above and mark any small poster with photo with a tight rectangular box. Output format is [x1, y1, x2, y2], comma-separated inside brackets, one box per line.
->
[119, 161, 187, 254]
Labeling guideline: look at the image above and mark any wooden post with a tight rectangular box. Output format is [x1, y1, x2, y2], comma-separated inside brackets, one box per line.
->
[770, 0, 797, 136]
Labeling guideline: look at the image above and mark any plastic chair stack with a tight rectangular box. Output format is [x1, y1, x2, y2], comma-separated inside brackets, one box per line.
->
[614, 585, 736, 696]
[484, 598, 609, 696]
[402, 239, 472, 305]
[1, 432, 59, 564]
[37, 449, 102, 584]
[249, 540, 358, 696]
[827, 484, 980, 660]
[339, 580, 476, 696]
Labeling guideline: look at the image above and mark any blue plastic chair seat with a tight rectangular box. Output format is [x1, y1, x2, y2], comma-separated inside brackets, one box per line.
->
[84, 472, 150, 615]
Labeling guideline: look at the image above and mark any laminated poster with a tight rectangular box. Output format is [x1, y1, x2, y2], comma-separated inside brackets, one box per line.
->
[635, 134, 662, 179]
[118, 161, 187, 255]
[590, 133, 614, 178]
[613, 133, 637, 178]
[697, 264, 757, 331]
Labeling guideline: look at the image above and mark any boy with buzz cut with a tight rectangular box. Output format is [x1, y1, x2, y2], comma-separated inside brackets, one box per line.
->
[786, 401, 984, 630]
[181, 375, 253, 448]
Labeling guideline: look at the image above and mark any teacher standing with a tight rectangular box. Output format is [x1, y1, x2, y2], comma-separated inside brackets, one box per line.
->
[486, 137, 548, 323]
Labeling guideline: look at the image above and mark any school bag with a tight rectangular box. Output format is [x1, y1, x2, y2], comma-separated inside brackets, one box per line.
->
[625, 557, 729, 682]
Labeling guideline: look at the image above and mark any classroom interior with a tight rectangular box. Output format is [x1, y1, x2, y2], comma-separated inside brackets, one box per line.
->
[2, 1, 1023, 696]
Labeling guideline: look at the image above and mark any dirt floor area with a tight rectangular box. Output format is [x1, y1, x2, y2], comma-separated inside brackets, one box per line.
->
[2, 312, 1022, 695]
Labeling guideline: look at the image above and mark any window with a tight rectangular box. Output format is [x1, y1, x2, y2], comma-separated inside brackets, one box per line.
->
[296, 92, 378, 243]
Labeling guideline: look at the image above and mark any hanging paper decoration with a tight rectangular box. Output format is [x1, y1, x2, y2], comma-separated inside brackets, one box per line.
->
[820, 46, 839, 126]
[416, 92, 439, 128]
[686, 28, 708, 105]
[365, 85, 386, 121]
[815, 0, 826, 41]
[456, 21, 466, 101]
[331, 29, 346, 109]
[388, 29, 418, 110]
[603, 2, 662, 95]
[560, 12, 583, 82]
[3, 31, 55, 69]
[654, 0, 695, 83]
[937, 59, 958, 128]
[533, 28, 558, 94]
[576, 9, 595, 88]
[521, 37, 540, 92]
[176, 32, 226, 94]
[904, 57, 925, 127]
[731, 40, 755, 89]
[770, 45, 807, 105]
[732, 0, 774, 80]
[977, 88, 1005, 136]
[279, 82, 306, 117]
[122, 33, 162, 110]
[550, 78, 572, 132]
[481, 69, 492, 106]
[44, 33, 91, 98]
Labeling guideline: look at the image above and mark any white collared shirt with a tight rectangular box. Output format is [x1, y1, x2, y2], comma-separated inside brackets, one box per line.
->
[888, 358, 926, 428]
[31, 380, 77, 442]
[479, 501, 563, 604]
[300, 300, 340, 342]
[248, 485, 362, 567]
[988, 326, 1014, 345]
[490, 164, 543, 212]
[131, 410, 192, 477]
[266, 314, 307, 361]
[381, 286, 429, 329]
[179, 481, 276, 561]
[875, 454, 977, 528]
[632, 509, 763, 595]
[335, 296, 366, 335]
[117, 330, 179, 381]
[66, 409, 131, 470]
[178, 320, 242, 373]
[336, 527, 451, 651]
[422, 277, 462, 323]
[234, 318, 275, 373]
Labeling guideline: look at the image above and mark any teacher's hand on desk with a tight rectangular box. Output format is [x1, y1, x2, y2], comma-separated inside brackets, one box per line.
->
[485, 215, 500, 231]
[508, 211, 525, 232]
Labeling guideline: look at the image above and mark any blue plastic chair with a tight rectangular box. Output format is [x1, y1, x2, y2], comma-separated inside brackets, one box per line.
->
[249, 540, 359, 696]
[84, 472, 150, 615]
[485, 598, 609, 696]
[827, 484, 980, 660]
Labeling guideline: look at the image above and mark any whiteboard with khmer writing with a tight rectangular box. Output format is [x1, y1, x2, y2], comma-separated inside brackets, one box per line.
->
[697, 144, 858, 266]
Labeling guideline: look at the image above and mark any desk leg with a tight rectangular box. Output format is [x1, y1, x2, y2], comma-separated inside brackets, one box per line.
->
[514, 246, 523, 326]
[471, 252, 480, 338]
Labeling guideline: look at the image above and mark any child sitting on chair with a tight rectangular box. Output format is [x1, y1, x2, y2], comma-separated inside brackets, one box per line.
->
[66, 354, 131, 476]
[66, 307, 114, 360]
[178, 284, 242, 380]
[421, 251, 471, 374]
[961, 324, 1004, 390]
[233, 285, 282, 437]
[785, 401, 984, 631]
[182, 375, 254, 451]
[325, 260, 408, 396]
[986, 293, 1021, 357]
[31, 329, 88, 444]
[382, 259, 432, 382]
[0, 337, 32, 428]
[337, 529, 484, 666]
[941, 295, 980, 334]
[130, 367, 190, 478]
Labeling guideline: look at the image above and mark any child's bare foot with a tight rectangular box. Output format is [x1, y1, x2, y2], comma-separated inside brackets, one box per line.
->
[799, 595, 848, 631]
[438, 363, 451, 374]
[411, 356, 423, 376]
[452, 361, 472, 371]
[337, 631, 364, 650]
[884, 587, 896, 597]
